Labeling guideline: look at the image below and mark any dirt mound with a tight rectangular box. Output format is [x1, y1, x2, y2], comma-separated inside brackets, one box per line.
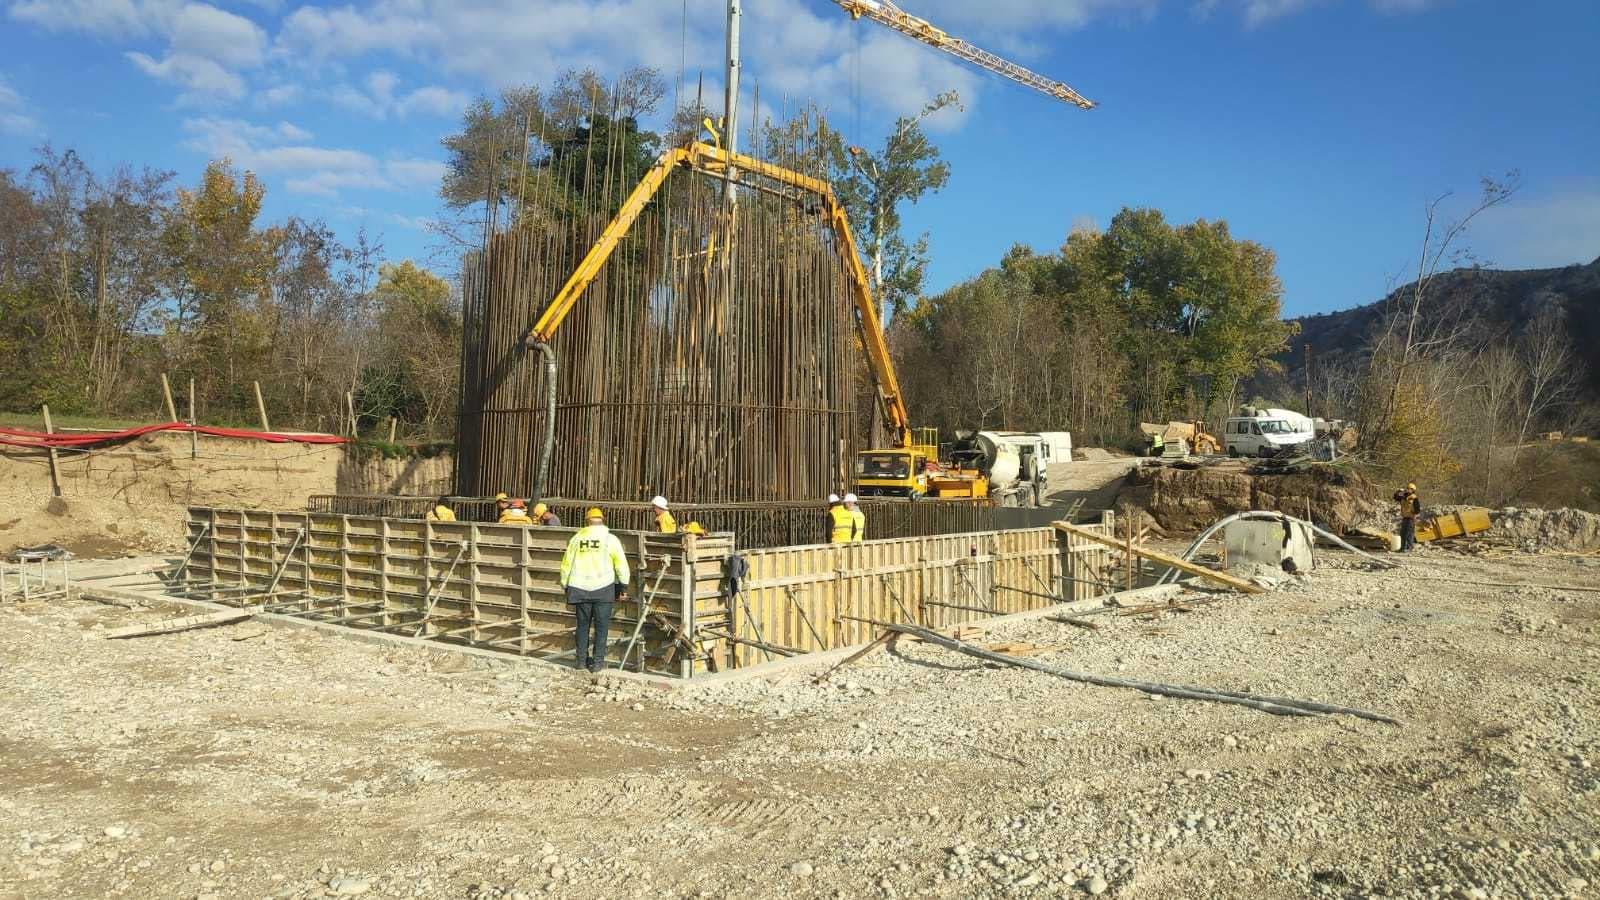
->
[1253, 466, 1382, 531]
[1491, 507, 1600, 551]
[1118, 463, 1379, 534]
[1, 432, 452, 556]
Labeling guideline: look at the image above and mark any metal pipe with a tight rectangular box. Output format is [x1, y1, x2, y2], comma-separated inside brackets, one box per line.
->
[722, 0, 742, 204]
[618, 556, 672, 671]
[530, 340, 557, 501]
[1157, 511, 1398, 585]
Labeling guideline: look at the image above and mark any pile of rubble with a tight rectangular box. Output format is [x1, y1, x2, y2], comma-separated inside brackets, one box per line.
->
[1491, 507, 1600, 552]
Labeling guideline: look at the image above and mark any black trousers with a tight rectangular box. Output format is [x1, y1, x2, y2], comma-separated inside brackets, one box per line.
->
[1400, 517, 1416, 551]
[573, 598, 615, 669]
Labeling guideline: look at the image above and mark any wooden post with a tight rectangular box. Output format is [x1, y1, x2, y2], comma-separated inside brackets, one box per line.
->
[40, 404, 62, 498]
[160, 373, 179, 421]
[387, 417, 397, 444]
[187, 378, 197, 459]
[253, 381, 270, 432]
[1123, 507, 1134, 591]
[346, 392, 357, 437]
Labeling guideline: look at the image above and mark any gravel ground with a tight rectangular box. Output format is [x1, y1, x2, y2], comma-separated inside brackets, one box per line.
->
[2, 547, 1598, 899]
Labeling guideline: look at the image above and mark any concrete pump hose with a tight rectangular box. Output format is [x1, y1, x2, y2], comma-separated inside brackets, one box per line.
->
[1158, 510, 1399, 585]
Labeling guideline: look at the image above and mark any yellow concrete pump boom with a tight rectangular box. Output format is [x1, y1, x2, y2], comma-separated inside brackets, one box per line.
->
[524, 141, 916, 450]
[832, 0, 1097, 110]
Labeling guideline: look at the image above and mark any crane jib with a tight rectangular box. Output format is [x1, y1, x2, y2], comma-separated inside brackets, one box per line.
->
[831, 0, 1096, 109]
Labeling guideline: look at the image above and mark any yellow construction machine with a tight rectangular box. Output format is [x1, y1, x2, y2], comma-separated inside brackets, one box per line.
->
[854, 427, 993, 500]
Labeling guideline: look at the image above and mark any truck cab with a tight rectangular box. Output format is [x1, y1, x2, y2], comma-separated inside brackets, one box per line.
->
[854, 446, 935, 498]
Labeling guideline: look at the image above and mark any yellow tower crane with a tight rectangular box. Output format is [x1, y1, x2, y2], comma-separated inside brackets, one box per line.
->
[831, 0, 1097, 109]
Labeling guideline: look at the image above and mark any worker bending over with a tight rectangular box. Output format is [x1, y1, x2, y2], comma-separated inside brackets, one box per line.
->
[531, 502, 560, 526]
[559, 508, 631, 673]
[1394, 482, 1421, 552]
[828, 493, 855, 544]
[425, 496, 455, 522]
[651, 496, 677, 534]
[844, 492, 865, 542]
[498, 498, 532, 525]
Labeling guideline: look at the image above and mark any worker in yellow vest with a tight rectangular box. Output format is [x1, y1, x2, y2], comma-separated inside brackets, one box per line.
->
[425, 496, 455, 522]
[559, 508, 631, 673]
[844, 492, 865, 542]
[498, 498, 532, 525]
[827, 493, 854, 543]
[651, 495, 677, 534]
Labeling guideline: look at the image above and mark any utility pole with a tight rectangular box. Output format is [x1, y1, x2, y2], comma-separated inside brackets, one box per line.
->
[722, 0, 742, 205]
[1303, 343, 1313, 417]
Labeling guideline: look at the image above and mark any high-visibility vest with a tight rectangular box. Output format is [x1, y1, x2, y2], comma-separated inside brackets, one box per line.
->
[656, 510, 678, 534]
[498, 509, 531, 525]
[829, 505, 854, 543]
[559, 525, 631, 592]
[426, 505, 456, 522]
[850, 508, 866, 542]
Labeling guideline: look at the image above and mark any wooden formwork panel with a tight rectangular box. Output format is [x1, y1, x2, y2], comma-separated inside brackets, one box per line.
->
[181, 507, 702, 676]
[719, 527, 1103, 669]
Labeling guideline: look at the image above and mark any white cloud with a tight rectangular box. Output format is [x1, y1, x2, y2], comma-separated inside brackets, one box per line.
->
[256, 83, 302, 106]
[10, 1, 267, 100]
[1477, 178, 1600, 269]
[325, 69, 468, 119]
[275, 119, 312, 140]
[394, 84, 466, 117]
[0, 76, 41, 135]
[386, 212, 432, 231]
[128, 50, 247, 99]
[1193, 0, 1446, 25]
[181, 114, 445, 198]
[384, 158, 446, 187]
[170, 2, 265, 68]
[7, 0, 184, 38]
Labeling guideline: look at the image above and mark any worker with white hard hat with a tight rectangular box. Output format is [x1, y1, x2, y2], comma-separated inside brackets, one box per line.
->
[844, 492, 865, 542]
[650, 495, 677, 534]
[828, 493, 853, 543]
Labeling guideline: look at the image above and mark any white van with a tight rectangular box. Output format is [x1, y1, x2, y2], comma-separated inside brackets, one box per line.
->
[1224, 408, 1314, 458]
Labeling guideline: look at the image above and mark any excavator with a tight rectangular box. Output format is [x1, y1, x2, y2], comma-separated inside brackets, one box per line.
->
[520, 1, 1093, 501]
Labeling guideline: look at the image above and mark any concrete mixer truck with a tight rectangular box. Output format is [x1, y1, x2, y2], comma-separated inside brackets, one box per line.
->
[945, 430, 1051, 507]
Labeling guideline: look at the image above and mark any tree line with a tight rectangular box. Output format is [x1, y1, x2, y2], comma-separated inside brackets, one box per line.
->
[892, 210, 1297, 447]
[0, 147, 460, 438]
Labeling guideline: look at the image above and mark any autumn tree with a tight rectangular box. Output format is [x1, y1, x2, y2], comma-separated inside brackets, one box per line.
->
[161, 159, 276, 410]
[367, 261, 461, 434]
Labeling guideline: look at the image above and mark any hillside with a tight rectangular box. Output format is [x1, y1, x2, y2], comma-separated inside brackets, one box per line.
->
[1247, 256, 1600, 407]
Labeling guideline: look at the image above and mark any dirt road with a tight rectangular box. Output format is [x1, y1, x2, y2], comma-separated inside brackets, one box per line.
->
[2, 548, 1598, 899]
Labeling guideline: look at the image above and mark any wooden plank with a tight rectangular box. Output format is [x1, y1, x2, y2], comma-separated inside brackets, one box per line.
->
[1052, 521, 1266, 594]
[106, 609, 255, 639]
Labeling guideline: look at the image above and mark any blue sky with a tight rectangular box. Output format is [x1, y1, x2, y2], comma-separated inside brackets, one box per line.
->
[1, 0, 1595, 317]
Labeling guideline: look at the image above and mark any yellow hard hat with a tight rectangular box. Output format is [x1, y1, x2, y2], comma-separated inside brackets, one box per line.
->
[494, 492, 508, 501]
[532, 502, 548, 516]
[1407, 483, 1416, 491]
[586, 507, 604, 521]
